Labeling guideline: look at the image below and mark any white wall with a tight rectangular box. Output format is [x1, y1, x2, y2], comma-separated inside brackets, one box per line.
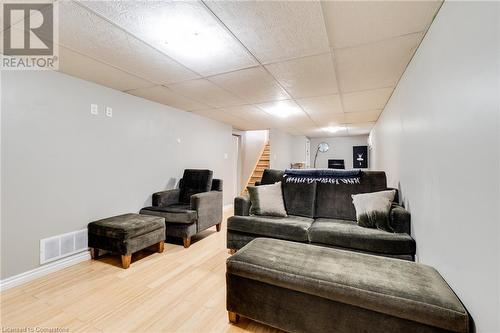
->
[369, 2, 499, 332]
[1, 70, 235, 279]
[291, 135, 309, 165]
[310, 136, 368, 169]
[269, 129, 307, 170]
[239, 130, 268, 192]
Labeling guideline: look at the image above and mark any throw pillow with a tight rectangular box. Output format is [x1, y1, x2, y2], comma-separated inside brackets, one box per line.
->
[247, 182, 287, 217]
[351, 190, 396, 232]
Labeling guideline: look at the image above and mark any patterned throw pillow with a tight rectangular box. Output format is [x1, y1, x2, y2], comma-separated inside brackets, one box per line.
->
[351, 190, 396, 232]
[247, 182, 287, 217]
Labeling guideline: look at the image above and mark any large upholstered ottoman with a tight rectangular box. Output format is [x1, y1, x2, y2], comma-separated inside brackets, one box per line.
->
[88, 213, 165, 268]
[226, 238, 469, 333]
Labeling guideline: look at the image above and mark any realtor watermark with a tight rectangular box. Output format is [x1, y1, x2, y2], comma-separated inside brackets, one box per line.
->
[1, 327, 69, 333]
[1, 1, 59, 70]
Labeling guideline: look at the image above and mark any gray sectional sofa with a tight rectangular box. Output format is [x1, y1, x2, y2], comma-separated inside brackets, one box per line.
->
[227, 169, 416, 260]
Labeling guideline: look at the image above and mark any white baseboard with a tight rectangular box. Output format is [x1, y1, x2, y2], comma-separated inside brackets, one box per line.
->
[0, 250, 91, 291]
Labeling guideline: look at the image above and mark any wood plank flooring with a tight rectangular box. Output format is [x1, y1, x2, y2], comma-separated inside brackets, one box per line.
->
[0, 210, 282, 333]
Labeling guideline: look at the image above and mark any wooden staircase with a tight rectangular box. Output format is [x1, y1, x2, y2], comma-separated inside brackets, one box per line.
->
[242, 142, 270, 194]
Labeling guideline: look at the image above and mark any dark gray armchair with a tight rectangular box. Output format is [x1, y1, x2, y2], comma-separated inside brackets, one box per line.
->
[140, 169, 223, 248]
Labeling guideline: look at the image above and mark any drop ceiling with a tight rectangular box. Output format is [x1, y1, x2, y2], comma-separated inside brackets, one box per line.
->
[3, 0, 442, 137]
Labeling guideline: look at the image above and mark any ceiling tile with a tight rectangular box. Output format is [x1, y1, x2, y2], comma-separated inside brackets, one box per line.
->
[296, 95, 344, 121]
[58, 47, 154, 92]
[193, 109, 253, 129]
[335, 33, 423, 92]
[309, 112, 346, 125]
[266, 53, 338, 98]
[54, 1, 199, 85]
[217, 105, 275, 125]
[343, 87, 394, 112]
[168, 79, 245, 108]
[347, 122, 376, 136]
[208, 67, 290, 104]
[344, 110, 382, 123]
[322, 1, 442, 49]
[80, 1, 257, 76]
[205, 1, 330, 64]
[127, 86, 208, 111]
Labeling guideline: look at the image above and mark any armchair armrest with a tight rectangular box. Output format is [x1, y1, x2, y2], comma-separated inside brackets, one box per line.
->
[152, 189, 180, 207]
[390, 204, 411, 234]
[191, 191, 223, 231]
[234, 195, 251, 216]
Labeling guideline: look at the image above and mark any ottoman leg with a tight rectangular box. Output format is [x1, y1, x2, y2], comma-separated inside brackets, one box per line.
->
[90, 248, 99, 259]
[216, 223, 221, 232]
[183, 236, 191, 248]
[157, 240, 165, 253]
[228, 311, 239, 324]
[121, 255, 132, 269]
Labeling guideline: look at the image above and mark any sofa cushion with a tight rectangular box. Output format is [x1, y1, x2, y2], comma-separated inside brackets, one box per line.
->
[140, 204, 197, 224]
[248, 182, 287, 217]
[315, 171, 387, 220]
[179, 169, 213, 204]
[88, 213, 165, 240]
[282, 181, 316, 218]
[352, 190, 396, 232]
[260, 169, 284, 185]
[308, 218, 416, 255]
[227, 215, 313, 242]
[227, 238, 468, 333]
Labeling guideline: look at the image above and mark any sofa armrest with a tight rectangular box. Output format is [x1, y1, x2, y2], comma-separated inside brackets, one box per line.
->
[152, 189, 180, 207]
[390, 204, 411, 234]
[234, 195, 251, 216]
[191, 191, 223, 231]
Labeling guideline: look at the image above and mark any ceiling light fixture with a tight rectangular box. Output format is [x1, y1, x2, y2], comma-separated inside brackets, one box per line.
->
[259, 100, 302, 118]
[322, 126, 345, 133]
[156, 14, 225, 62]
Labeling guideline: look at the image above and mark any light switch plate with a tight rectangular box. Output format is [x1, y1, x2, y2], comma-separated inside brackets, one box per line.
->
[90, 104, 98, 115]
[105, 107, 112, 117]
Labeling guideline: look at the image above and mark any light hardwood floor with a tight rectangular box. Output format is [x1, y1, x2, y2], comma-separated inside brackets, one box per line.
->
[0, 210, 282, 333]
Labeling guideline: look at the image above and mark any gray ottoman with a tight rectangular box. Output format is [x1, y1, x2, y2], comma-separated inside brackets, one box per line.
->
[227, 238, 469, 333]
[88, 213, 165, 268]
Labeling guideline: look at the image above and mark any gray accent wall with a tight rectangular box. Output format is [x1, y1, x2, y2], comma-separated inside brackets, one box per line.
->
[369, 2, 499, 331]
[1, 70, 235, 279]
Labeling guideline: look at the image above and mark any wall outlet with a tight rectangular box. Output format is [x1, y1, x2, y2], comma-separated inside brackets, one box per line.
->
[105, 107, 113, 117]
[224, 153, 228, 159]
[176, 138, 181, 143]
[90, 104, 98, 115]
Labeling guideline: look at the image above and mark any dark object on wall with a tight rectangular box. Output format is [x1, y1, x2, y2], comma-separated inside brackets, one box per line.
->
[328, 159, 345, 169]
[353, 146, 368, 168]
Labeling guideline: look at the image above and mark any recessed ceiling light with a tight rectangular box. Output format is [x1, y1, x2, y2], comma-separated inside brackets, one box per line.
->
[157, 14, 225, 63]
[322, 126, 345, 133]
[257, 100, 303, 118]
